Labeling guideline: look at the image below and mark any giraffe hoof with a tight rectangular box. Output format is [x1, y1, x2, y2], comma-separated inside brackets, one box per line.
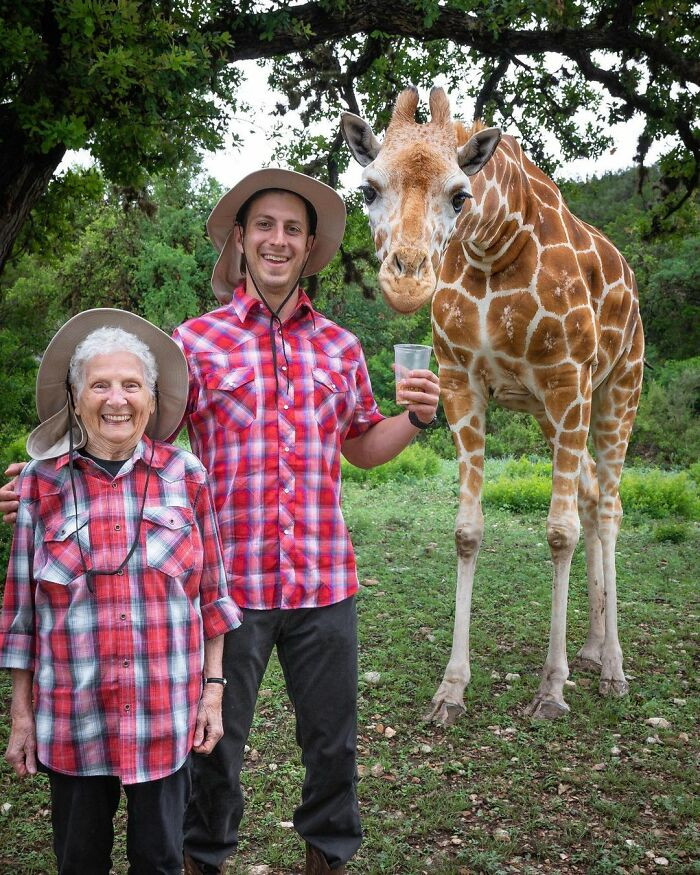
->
[571, 654, 603, 674]
[524, 697, 570, 720]
[599, 677, 629, 697]
[423, 699, 466, 726]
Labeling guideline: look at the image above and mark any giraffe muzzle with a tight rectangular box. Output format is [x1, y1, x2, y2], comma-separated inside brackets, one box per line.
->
[379, 246, 436, 314]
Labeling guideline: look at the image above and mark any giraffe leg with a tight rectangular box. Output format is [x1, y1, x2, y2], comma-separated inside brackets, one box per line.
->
[590, 321, 644, 697]
[533, 411, 605, 673]
[425, 378, 486, 726]
[572, 450, 606, 672]
[525, 370, 591, 719]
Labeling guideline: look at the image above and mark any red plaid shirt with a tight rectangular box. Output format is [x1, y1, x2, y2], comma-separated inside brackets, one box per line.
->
[0, 438, 240, 784]
[173, 286, 384, 610]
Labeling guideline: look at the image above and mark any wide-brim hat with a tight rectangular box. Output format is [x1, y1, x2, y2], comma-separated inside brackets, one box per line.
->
[207, 168, 346, 303]
[26, 309, 188, 460]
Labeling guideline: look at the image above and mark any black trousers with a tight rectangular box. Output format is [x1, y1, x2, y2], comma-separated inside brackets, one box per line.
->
[45, 762, 190, 874]
[184, 597, 362, 870]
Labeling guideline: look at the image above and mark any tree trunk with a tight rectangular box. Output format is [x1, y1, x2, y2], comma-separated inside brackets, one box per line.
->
[0, 118, 65, 274]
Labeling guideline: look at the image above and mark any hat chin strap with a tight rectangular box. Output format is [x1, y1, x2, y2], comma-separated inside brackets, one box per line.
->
[66, 381, 157, 595]
[240, 229, 312, 394]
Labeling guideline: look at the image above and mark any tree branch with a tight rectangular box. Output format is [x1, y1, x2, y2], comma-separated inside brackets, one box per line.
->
[207, 2, 700, 87]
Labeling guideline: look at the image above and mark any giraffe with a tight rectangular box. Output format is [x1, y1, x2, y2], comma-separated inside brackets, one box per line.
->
[340, 86, 644, 722]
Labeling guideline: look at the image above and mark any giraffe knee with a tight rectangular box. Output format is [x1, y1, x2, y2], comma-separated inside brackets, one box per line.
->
[546, 519, 579, 557]
[455, 522, 483, 559]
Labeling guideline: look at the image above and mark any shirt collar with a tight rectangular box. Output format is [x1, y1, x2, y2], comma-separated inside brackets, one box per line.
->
[228, 283, 315, 328]
[55, 435, 169, 472]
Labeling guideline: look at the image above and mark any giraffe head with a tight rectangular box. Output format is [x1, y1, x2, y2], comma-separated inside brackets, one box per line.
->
[341, 87, 501, 314]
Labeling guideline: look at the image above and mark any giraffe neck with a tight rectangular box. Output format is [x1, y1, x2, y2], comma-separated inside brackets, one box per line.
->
[454, 135, 538, 276]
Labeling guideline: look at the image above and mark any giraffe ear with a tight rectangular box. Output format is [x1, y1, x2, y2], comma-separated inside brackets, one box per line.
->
[457, 127, 501, 176]
[340, 112, 382, 167]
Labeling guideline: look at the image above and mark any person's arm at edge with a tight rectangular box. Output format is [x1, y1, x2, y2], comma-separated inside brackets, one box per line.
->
[190, 471, 240, 755]
[0, 462, 26, 524]
[192, 634, 225, 755]
[5, 669, 37, 777]
[342, 368, 440, 469]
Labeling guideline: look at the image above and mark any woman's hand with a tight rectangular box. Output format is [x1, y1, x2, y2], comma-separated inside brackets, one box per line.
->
[6, 708, 37, 778]
[192, 684, 225, 755]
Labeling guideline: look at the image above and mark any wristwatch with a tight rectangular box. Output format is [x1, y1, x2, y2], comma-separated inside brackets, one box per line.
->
[203, 677, 227, 686]
[408, 410, 437, 430]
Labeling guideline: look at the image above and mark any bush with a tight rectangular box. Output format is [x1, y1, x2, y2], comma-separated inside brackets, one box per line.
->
[629, 357, 700, 467]
[483, 473, 552, 512]
[653, 522, 691, 543]
[480, 456, 700, 519]
[424, 426, 456, 459]
[341, 442, 440, 485]
[619, 470, 699, 520]
[485, 407, 549, 457]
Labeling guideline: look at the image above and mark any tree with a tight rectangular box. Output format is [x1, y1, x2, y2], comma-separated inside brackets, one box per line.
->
[1, 1, 698, 276]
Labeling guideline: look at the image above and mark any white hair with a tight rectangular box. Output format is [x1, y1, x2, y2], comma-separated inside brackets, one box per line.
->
[68, 327, 158, 398]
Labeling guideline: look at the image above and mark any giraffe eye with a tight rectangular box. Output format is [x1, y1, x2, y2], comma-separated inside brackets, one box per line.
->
[451, 190, 471, 213]
[359, 184, 377, 205]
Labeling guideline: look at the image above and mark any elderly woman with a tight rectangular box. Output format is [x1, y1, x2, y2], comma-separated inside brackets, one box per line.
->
[0, 309, 240, 875]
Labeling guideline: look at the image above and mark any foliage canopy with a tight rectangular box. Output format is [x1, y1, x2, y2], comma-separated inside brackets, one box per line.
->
[0, 0, 698, 273]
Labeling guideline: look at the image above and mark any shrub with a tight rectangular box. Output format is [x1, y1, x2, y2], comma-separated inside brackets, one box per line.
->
[653, 522, 691, 543]
[425, 426, 456, 459]
[341, 442, 440, 485]
[483, 473, 552, 512]
[629, 357, 700, 467]
[485, 407, 549, 457]
[619, 470, 699, 520]
[688, 461, 700, 486]
[479, 456, 700, 519]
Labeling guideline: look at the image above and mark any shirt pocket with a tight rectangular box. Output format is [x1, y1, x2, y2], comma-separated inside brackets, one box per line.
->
[312, 368, 350, 433]
[144, 505, 200, 579]
[205, 366, 257, 431]
[36, 512, 90, 586]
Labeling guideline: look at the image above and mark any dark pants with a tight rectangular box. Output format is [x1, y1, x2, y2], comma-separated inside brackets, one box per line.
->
[184, 597, 362, 870]
[46, 763, 190, 875]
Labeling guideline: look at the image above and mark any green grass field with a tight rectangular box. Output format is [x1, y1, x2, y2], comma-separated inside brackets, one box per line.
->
[1, 461, 698, 874]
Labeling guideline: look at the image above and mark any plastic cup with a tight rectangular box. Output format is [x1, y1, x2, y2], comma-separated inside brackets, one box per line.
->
[394, 344, 432, 405]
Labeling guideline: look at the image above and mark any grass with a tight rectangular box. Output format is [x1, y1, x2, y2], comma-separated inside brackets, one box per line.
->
[0, 460, 698, 873]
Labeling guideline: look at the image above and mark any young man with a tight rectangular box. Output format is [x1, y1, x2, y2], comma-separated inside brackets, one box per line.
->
[1, 168, 440, 873]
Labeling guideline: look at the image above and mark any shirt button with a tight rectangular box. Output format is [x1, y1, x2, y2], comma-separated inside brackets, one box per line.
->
[281, 365, 287, 371]
[284, 488, 289, 494]
[284, 528, 291, 535]
[111, 482, 118, 489]
[283, 404, 289, 410]
[117, 569, 124, 576]
[284, 446, 290, 452]
[124, 704, 130, 712]
[114, 524, 121, 531]
[123, 659, 129, 667]
[120, 613, 126, 620]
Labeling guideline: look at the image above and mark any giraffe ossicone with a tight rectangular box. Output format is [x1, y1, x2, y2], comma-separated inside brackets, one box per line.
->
[341, 86, 644, 722]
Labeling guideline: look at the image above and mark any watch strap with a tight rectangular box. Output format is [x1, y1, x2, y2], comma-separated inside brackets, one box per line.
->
[408, 410, 437, 430]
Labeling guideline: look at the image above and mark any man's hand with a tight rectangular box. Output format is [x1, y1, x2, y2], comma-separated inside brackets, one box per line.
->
[5, 709, 38, 778]
[1, 462, 26, 524]
[398, 368, 440, 425]
[192, 684, 225, 755]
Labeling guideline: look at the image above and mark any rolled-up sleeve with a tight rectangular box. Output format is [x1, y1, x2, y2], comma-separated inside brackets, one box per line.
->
[193, 480, 241, 638]
[0, 470, 38, 670]
[344, 341, 385, 440]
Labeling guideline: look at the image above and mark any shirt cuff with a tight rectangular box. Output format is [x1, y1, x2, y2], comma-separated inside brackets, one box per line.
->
[201, 595, 242, 638]
[345, 408, 385, 441]
[0, 632, 36, 671]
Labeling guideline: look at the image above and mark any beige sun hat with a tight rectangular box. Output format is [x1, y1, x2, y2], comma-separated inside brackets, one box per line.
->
[26, 309, 188, 461]
[207, 168, 347, 303]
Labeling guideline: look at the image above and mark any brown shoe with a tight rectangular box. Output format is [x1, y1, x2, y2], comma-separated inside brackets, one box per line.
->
[305, 843, 346, 874]
[183, 853, 226, 875]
